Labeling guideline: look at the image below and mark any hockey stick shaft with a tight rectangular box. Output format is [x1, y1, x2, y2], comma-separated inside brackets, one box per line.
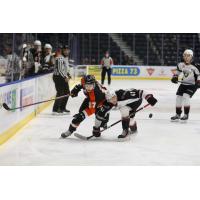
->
[77, 103, 151, 140]
[177, 80, 195, 85]
[3, 94, 70, 111]
[100, 103, 150, 133]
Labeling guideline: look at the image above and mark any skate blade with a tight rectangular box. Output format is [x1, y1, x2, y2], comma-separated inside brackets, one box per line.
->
[62, 112, 71, 115]
[180, 120, 188, 123]
[129, 130, 138, 135]
[52, 113, 70, 116]
[170, 119, 180, 122]
[118, 135, 131, 142]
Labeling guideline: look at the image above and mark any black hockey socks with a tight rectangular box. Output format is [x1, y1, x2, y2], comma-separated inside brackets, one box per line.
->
[176, 107, 182, 115]
[122, 117, 130, 131]
[184, 106, 190, 115]
[69, 124, 76, 133]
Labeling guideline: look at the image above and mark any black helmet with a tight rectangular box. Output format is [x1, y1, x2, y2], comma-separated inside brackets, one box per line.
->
[84, 75, 95, 84]
[63, 45, 69, 49]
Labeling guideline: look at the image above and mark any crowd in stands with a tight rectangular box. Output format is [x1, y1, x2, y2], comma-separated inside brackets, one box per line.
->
[0, 38, 138, 85]
[0, 40, 57, 84]
[81, 55, 137, 65]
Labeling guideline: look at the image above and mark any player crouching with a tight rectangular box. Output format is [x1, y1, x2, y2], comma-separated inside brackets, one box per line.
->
[93, 88, 157, 139]
[61, 75, 108, 138]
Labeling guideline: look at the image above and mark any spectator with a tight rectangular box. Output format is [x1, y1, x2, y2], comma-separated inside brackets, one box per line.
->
[4, 46, 21, 83]
[83, 57, 89, 65]
[21, 43, 35, 78]
[122, 55, 130, 65]
[30, 40, 42, 74]
[91, 58, 96, 65]
[40, 43, 54, 74]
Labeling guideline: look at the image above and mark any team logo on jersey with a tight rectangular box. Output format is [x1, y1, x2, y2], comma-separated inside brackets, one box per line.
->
[146, 68, 155, 76]
[183, 69, 191, 78]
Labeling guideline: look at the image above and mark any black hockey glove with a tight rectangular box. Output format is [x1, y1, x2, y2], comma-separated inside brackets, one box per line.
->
[171, 75, 178, 84]
[70, 85, 81, 97]
[146, 94, 157, 106]
[92, 126, 101, 137]
[196, 80, 200, 88]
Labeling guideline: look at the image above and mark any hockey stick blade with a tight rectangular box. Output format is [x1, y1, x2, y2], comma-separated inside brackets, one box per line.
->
[74, 133, 93, 140]
[2, 103, 11, 111]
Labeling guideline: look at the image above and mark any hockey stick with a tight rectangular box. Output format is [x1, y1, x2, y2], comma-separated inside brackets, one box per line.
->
[74, 103, 150, 140]
[177, 80, 195, 85]
[2, 94, 71, 111]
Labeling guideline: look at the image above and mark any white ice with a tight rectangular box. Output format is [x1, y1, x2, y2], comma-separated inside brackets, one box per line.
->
[1, 80, 200, 166]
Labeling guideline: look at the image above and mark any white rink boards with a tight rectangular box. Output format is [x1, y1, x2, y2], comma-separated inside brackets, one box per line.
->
[0, 80, 200, 166]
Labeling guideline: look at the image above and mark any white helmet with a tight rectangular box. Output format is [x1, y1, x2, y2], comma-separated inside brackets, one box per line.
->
[183, 49, 193, 57]
[34, 40, 41, 46]
[44, 43, 52, 49]
[105, 91, 116, 101]
[22, 43, 27, 49]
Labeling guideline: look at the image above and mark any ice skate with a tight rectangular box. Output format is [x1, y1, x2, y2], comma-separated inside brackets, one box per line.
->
[118, 130, 129, 139]
[180, 114, 188, 123]
[62, 109, 71, 115]
[61, 130, 72, 138]
[171, 114, 180, 122]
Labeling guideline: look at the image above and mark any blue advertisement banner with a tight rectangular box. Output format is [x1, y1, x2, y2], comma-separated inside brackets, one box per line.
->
[112, 66, 140, 76]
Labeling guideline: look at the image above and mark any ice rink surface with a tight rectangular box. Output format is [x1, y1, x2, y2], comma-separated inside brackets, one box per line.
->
[1, 80, 200, 166]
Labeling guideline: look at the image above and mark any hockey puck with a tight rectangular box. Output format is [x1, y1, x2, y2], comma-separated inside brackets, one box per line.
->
[149, 113, 153, 118]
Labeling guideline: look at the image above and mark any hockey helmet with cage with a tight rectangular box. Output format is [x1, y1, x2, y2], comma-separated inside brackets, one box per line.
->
[84, 75, 96, 85]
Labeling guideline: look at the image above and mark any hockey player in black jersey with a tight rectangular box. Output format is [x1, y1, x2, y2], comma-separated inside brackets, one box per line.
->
[93, 88, 157, 139]
[171, 49, 200, 122]
[61, 75, 109, 138]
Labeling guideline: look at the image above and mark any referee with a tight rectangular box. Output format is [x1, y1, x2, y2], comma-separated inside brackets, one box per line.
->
[101, 51, 113, 86]
[52, 45, 71, 115]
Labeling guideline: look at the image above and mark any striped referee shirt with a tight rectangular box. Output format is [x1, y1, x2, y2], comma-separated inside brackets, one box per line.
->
[53, 56, 68, 78]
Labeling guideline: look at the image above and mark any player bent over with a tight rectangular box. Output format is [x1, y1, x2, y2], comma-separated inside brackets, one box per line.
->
[61, 75, 109, 138]
[93, 88, 157, 139]
[171, 49, 200, 122]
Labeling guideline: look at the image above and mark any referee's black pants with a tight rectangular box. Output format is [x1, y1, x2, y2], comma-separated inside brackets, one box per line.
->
[101, 67, 111, 85]
[53, 75, 70, 112]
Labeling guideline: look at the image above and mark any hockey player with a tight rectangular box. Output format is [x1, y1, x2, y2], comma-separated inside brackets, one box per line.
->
[61, 75, 108, 138]
[93, 88, 157, 139]
[171, 49, 200, 122]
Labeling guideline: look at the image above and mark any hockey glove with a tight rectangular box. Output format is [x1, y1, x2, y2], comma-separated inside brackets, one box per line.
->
[70, 85, 81, 97]
[92, 126, 101, 137]
[146, 94, 157, 106]
[171, 75, 178, 83]
[196, 80, 200, 88]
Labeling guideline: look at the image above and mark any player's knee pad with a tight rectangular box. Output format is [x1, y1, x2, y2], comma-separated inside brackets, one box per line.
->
[183, 93, 190, 107]
[72, 112, 86, 125]
[120, 106, 131, 118]
[176, 95, 183, 107]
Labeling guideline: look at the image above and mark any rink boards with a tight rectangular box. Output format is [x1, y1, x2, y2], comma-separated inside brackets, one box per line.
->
[0, 73, 79, 145]
[0, 65, 176, 146]
[86, 65, 176, 80]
